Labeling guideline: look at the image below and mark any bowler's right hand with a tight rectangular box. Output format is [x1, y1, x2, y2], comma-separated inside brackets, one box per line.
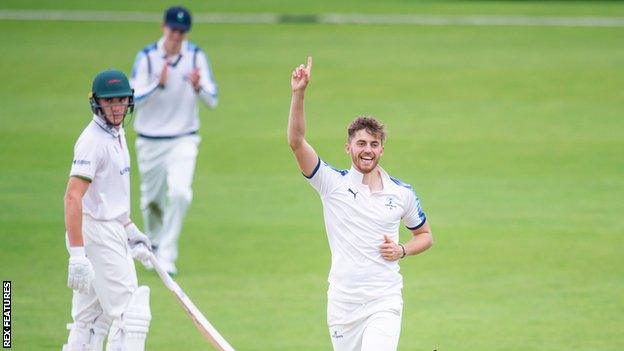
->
[67, 247, 94, 294]
[291, 56, 312, 93]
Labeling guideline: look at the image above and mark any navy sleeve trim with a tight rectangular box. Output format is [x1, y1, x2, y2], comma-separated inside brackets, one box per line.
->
[329, 165, 349, 176]
[303, 157, 321, 179]
[135, 84, 159, 102]
[406, 217, 427, 230]
[192, 46, 200, 69]
[390, 176, 413, 189]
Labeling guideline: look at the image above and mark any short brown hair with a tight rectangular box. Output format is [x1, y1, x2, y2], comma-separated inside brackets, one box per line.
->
[347, 115, 386, 143]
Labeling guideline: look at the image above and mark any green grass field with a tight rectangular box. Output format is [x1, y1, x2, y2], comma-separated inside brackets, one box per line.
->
[1, 1, 623, 350]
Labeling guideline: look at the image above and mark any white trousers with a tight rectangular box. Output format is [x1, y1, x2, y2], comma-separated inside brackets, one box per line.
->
[67, 218, 138, 327]
[135, 135, 200, 265]
[328, 295, 403, 351]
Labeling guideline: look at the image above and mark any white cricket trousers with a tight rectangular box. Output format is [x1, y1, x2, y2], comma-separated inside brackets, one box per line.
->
[67, 217, 138, 326]
[135, 134, 200, 265]
[328, 295, 403, 351]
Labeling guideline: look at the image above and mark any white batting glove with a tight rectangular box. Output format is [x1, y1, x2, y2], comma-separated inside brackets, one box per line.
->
[67, 247, 94, 294]
[125, 223, 152, 265]
[125, 223, 152, 249]
[130, 244, 152, 265]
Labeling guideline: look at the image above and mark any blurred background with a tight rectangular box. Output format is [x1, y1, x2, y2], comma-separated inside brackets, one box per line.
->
[1, 1, 623, 350]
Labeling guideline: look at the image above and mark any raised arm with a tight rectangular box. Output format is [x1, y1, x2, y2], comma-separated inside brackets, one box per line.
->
[288, 56, 319, 177]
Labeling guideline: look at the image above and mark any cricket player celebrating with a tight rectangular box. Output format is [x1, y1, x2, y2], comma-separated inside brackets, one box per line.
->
[63, 70, 152, 350]
[130, 6, 218, 275]
[287, 57, 434, 351]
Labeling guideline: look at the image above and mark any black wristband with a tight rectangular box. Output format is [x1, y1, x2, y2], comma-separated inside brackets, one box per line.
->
[399, 243, 406, 258]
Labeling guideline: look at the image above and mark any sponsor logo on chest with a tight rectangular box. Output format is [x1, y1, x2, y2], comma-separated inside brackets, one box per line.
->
[347, 188, 358, 199]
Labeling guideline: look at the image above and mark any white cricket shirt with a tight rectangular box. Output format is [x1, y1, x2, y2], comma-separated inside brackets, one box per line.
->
[69, 116, 131, 222]
[131, 37, 218, 138]
[306, 158, 427, 303]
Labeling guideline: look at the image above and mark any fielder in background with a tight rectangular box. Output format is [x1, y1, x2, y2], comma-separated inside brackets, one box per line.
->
[130, 6, 218, 275]
[287, 57, 434, 351]
[63, 70, 152, 350]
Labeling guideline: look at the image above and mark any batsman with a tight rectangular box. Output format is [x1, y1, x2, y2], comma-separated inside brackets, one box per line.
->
[63, 70, 152, 350]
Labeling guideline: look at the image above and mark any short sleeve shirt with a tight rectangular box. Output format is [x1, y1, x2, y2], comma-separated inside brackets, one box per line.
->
[69, 116, 131, 222]
[306, 158, 426, 302]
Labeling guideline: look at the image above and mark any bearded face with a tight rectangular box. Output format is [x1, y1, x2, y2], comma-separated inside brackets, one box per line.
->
[345, 129, 384, 174]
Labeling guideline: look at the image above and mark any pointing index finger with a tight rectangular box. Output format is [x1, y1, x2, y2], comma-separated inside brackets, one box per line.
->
[306, 56, 313, 71]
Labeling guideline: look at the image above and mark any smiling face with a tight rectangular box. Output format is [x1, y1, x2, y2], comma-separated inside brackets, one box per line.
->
[346, 129, 384, 174]
[345, 116, 387, 174]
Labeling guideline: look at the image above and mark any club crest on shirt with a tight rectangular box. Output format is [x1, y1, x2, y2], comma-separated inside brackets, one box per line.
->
[385, 196, 397, 210]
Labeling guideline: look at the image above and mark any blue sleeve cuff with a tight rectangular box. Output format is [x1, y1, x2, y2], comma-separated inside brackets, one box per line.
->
[134, 84, 159, 102]
[406, 217, 426, 230]
[303, 157, 321, 179]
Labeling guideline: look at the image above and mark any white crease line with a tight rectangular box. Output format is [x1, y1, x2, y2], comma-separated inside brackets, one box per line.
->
[1, 10, 623, 27]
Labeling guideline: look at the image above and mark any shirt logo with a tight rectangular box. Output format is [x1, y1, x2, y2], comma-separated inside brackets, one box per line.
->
[385, 197, 397, 210]
[331, 330, 343, 339]
[347, 188, 358, 199]
[119, 166, 131, 175]
[73, 159, 91, 165]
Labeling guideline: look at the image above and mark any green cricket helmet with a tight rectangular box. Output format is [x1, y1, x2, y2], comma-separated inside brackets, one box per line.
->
[89, 69, 135, 123]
